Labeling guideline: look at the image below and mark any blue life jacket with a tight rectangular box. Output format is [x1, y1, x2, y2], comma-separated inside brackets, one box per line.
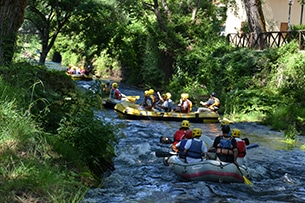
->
[178, 139, 188, 158]
[110, 89, 116, 99]
[167, 99, 173, 112]
[220, 138, 232, 149]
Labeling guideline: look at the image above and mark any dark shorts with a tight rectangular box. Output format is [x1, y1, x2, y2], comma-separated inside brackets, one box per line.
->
[217, 154, 234, 163]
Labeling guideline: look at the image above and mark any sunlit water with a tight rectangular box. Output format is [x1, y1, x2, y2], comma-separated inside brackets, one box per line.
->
[77, 80, 305, 203]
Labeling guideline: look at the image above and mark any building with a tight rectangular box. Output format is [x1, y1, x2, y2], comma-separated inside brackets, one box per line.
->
[223, 0, 304, 35]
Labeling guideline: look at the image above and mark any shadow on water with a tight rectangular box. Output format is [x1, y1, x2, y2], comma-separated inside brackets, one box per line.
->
[77, 80, 305, 203]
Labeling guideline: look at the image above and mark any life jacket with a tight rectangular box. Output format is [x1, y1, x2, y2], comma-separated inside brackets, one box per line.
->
[187, 100, 193, 112]
[209, 97, 220, 111]
[236, 140, 246, 158]
[178, 139, 188, 158]
[216, 136, 234, 155]
[186, 139, 203, 159]
[143, 97, 153, 110]
[173, 129, 188, 145]
[167, 99, 173, 112]
[110, 88, 121, 100]
[150, 95, 157, 105]
[181, 100, 192, 113]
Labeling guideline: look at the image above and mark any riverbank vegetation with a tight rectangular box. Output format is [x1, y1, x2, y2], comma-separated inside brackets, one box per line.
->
[0, 63, 117, 202]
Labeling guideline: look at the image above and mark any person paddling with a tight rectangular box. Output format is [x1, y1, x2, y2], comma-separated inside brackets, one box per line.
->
[232, 128, 247, 166]
[209, 125, 239, 167]
[197, 92, 220, 112]
[109, 83, 123, 100]
[176, 128, 208, 163]
[171, 120, 192, 152]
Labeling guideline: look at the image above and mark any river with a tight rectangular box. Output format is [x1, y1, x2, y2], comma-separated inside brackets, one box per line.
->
[77, 80, 305, 203]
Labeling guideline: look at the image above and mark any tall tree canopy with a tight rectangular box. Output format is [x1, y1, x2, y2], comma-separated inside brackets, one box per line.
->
[0, 0, 28, 64]
[113, 0, 226, 86]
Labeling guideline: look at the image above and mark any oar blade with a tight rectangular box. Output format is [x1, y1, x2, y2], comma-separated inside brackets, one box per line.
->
[246, 143, 259, 149]
[160, 136, 173, 144]
[243, 176, 253, 185]
[155, 151, 171, 157]
[126, 95, 140, 103]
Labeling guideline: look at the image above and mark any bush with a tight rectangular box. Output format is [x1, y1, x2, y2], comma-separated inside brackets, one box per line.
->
[0, 62, 118, 201]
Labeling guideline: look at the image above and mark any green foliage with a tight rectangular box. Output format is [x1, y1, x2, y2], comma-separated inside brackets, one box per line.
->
[0, 97, 88, 202]
[284, 123, 297, 141]
[224, 89, 279, 117]
[291, 24, 305, 30]
[56, 111, 117, 170]
[0, 62, 118, 201]
[0, 63, 77, 133]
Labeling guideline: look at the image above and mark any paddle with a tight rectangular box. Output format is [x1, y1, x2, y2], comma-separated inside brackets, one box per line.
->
[160, 136, 173, 144]
[235, 164, 253, 185]
[246, 143, 259, 149]
[125, 95, 140, 103]
[155, 150, 177, 157]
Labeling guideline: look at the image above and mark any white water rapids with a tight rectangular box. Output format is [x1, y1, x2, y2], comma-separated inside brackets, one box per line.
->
[76, 80, 305, 203]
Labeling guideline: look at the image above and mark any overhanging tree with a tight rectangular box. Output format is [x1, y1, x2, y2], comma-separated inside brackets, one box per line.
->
[25, 0, 82, 64]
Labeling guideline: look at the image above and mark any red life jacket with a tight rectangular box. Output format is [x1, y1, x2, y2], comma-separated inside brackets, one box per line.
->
[173, 129, 190, 145]
[236, 140, 246, 157]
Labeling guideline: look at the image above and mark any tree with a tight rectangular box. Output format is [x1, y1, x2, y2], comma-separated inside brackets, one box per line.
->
[115, 0, 225, 86]
[25, 0, 97, 64]
[243, 0, 266, 48]
[242, 0, 266, 33]
[0, 0, 28, 64]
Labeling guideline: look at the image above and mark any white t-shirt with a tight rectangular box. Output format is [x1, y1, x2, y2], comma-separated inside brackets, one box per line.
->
[183, 138, 208, 163]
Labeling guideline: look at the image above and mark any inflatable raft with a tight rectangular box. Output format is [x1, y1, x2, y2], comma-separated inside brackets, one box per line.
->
[167, 156, 249, 183]
[103, 96, 140, 109]
[114, 101, 219, 123]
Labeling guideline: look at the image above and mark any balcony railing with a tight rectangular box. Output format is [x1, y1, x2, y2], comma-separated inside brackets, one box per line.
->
[227, 31, 305, 50]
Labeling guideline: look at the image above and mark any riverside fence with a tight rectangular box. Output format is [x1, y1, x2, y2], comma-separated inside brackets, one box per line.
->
[227, 30, 305, 50]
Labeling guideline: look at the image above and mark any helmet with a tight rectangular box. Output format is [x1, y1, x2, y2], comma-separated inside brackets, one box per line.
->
[192, 128, 202, 138]
[112, 83, 118, 88]
[144, 90, 149, 96]
[181, 93, 189, 100]
[221, 125, 231, 134]
[184, 130, 193, 139]
[180, 120, 190, 128]
[221, 119, 230, 126]
[149, 89, 154, 95]
[162, 93, 167, 99]
[211, 92, 216, 97]
[232, 128, 241, 138]
[106, 80, 111, 84]
[166, 92, 172, 99]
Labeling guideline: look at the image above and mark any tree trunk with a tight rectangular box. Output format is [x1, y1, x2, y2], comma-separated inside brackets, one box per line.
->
[243, 0, 266, 49]
[0, 0, 28, 64]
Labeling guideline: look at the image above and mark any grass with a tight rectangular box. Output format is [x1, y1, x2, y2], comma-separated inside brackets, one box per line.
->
[0, 63, 116, 202]
[0, 100, 89, 202]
